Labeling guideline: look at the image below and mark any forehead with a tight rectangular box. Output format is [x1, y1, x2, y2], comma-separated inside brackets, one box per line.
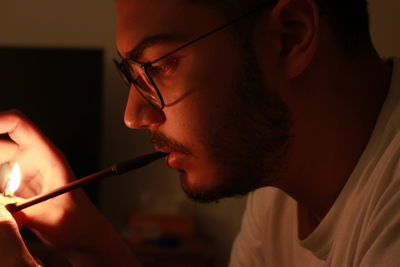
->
[115, 0, 225, 57]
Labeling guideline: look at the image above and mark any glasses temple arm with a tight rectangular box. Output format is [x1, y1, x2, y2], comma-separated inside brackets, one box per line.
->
[150, 0, 278, 65]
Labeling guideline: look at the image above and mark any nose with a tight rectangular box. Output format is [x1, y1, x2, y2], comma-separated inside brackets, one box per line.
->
[124, 86, 165, 129]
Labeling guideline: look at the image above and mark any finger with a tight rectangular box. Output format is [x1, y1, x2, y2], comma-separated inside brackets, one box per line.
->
[0, 110, 50, 149]
[0, 196, 29, 228]
[0, 205, 17, 223]
[17, 177, 43, 198]
[0, 139, 18, 163]
[0, 206, 40, 267]
[13, 211, 29, 229]
[0, 206, 22, 247]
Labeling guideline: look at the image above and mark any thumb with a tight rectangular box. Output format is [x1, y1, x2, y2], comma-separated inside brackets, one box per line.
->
[0, 206, 40, 267]
[13, 210, 29, 229]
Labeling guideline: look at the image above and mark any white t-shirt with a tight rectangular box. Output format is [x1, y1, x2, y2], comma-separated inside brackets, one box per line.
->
[229, 58, 400, 267]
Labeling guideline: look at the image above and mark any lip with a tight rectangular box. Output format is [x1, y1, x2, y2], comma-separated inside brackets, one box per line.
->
[153, 146, 186, 170]
[153, 145, 172, 154]
[166, 151, 185, 170]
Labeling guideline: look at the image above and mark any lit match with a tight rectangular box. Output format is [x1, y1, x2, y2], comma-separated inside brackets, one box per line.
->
[5, 152, 168, 213]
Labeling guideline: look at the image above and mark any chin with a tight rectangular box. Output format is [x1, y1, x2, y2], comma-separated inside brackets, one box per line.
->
[178, 167, 255, 203]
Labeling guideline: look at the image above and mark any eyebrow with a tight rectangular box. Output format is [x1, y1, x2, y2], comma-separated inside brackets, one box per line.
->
[118, 0, 278, 62]
[119, 33, 185, 62]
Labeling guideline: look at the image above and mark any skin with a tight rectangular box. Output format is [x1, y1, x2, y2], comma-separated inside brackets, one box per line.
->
[0, 206, 39, 267]
[117, 0, 392, 233]
[0, 110, 140, 266]
[253, 0, 392, 233]
[118, 0, 258, 199]
[117, 0, 292, 203]
[0, 0, 393, 265]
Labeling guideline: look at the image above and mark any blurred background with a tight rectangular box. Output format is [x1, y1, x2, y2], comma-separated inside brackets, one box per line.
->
[0, 0, 399, 266]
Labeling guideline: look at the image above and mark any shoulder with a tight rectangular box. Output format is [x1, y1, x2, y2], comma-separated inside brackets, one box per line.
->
[245, 187, 296, 228]
[229, 187, 297, 267]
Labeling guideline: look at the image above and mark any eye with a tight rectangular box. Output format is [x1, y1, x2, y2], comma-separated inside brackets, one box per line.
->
[147, 58, 179, 78]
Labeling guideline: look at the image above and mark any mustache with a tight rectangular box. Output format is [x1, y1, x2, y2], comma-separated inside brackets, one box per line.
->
[150, 132, 191, 155]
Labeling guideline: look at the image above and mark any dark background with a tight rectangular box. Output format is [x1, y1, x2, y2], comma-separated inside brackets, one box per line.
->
[0, 47, 103, 203]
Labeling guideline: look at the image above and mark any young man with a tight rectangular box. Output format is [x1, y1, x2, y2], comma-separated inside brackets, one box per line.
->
[0, 0, 398, 266]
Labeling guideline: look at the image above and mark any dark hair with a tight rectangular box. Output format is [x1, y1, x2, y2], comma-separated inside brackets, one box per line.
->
[187, 0, 372, 56]
[316, 0, 371, 55]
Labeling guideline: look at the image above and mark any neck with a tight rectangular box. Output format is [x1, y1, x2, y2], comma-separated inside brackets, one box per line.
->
[274, 48, 393, 226]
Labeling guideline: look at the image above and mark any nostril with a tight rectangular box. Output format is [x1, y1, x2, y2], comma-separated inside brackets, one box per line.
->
[124, 88, 166, 129]
[124, 116, 152, 129]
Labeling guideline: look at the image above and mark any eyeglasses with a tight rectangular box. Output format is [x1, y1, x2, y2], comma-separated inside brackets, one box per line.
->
[114, 0, 277, 111]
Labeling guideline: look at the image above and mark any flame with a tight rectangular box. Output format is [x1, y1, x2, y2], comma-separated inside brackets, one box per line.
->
[7, 163, 21, 195]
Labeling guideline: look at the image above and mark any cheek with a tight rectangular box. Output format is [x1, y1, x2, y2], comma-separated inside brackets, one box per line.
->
[162, 36, 242, 150]
[178, 49, 239, 123]
[163, 97, 214, 150]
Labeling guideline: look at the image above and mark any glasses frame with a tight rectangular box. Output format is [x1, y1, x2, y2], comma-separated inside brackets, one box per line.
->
[114, 0, 277, 110]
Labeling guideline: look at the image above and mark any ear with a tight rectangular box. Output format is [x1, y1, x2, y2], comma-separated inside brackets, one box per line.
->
[271, 0, 320, 79]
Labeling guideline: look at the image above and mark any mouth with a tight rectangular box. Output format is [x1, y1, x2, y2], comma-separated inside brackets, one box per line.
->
[153, 146, 186, 170]
[153, 145, 173, 154]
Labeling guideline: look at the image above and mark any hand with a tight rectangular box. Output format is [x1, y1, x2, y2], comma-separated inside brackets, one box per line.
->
[0, 206, 41, 267]
[0, 109, 87, 246]
[0, 110, 140, 266]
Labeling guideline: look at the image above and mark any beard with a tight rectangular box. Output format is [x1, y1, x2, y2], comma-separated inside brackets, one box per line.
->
[151, 49, 292, 203]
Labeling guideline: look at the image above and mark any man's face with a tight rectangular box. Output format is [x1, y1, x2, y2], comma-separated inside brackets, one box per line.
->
[116, 0, 291, 202]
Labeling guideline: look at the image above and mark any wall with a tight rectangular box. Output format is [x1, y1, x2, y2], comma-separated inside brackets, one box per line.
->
[370, 0, 400, 58]
[0, 1, 399, 266]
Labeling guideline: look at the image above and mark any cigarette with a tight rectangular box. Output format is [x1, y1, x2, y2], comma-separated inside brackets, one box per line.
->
[6, 152, 168, 213]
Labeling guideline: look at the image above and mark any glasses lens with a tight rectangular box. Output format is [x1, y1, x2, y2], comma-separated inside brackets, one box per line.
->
[113, 59, 131, 87]
[114, 59, 163, 110]
[134, 74, 163, 109]
[126, 61, 163, 109]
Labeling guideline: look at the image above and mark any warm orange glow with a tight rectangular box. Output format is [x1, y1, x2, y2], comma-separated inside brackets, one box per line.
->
[5, 163, 21, 197]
